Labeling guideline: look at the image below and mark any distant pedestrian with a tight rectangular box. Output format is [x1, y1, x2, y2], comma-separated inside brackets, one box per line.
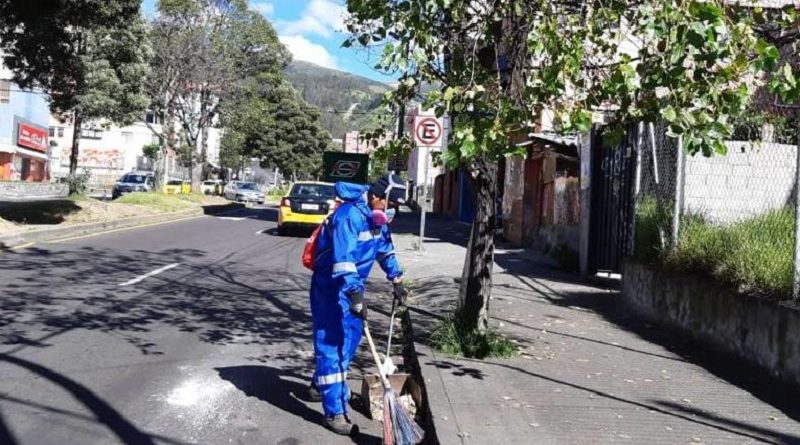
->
[306, 174, 409, 435]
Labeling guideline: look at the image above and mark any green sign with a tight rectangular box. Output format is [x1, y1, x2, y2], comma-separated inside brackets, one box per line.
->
[322, 151, 369, 184]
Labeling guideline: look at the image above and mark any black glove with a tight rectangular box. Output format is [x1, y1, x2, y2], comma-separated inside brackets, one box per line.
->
[347, 291, 368, 319]
[393, 281, 409, 305]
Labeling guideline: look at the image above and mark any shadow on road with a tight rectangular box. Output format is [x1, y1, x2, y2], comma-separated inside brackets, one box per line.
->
[0, 353, 187, 445]
[217, 365, 382, 445]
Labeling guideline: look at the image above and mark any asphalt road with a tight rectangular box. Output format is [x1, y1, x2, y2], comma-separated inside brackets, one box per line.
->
[0, 206, 393, 445]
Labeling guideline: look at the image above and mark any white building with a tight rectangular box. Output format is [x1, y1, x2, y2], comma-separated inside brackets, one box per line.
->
[48, 113, 222, 186]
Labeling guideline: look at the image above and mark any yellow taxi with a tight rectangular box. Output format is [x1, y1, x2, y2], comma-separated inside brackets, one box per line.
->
[277, 181, 337, 235]
[164, 179, 190, 195]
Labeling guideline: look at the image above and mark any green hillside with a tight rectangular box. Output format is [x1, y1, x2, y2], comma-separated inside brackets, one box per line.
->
[284, 61, 395, 141]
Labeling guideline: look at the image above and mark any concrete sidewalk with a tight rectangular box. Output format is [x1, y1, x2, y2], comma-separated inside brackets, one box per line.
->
[391, 216, 800, 445]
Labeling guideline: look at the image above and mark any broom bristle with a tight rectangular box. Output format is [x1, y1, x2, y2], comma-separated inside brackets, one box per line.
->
[383, 389, 425, 445]
[383, 391, 394, 445]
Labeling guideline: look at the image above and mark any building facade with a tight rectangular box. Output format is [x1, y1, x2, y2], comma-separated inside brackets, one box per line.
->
[48, 113, 223, 187]
[0, 73, 51, 182]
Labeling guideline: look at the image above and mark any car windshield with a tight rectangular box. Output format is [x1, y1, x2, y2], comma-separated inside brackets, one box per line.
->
[167, 180, 182, 185]
[291, 183, 335, 198]
[237, 182, 257, 190]
[203, 181, 216, 185]
[121, 175, 148, 184]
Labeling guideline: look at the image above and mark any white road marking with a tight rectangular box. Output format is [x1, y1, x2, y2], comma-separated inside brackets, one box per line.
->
[216, 216, 247, 221]
[255, 228, 268, 235]
[119, 263, 181, 286]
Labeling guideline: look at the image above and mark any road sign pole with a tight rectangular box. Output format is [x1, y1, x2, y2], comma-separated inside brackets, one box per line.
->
[418, 147, 428, 251]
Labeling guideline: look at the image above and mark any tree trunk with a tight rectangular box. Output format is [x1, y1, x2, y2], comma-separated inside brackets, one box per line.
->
[201, 122, 209, 181]
[161, 105, 177, 189]
[458, 156, 497, 334]
[68, 111, 82, 194]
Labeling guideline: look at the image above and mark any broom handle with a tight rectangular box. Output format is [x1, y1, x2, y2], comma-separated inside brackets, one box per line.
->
[386, 297, 396, 357]
[363, 322, 392, 390]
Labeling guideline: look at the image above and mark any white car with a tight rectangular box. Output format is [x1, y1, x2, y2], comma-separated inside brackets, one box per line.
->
[224, 181, 264, 204]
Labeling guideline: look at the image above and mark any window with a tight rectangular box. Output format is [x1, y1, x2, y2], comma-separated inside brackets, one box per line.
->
[49, 127, 56, 137]
[80, 128, 103, 139]
[290, 183, 335, 198]
[58, 127, 64, 137]
[145, 111, 162, 125]
[0, 80, 9, 103]
[121, 131, 133, 145]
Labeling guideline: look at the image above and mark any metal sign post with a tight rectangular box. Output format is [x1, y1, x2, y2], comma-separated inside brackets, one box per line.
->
[413, 115, 444, 252]
[419, 148, 429, 251]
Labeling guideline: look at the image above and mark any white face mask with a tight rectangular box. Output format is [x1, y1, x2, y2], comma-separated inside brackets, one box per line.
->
[385, 207, 396, 224]
[372, 207, 396, 226]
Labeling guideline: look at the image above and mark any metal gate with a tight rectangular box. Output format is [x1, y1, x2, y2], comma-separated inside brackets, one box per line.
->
[589, 126, 638, 273]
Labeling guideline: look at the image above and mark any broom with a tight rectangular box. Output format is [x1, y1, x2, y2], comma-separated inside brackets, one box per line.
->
[363, 321, 425, 445]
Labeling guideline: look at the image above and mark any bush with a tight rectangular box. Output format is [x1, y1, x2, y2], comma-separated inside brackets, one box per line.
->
[664, 208, 794, 299]
[429, 309, 518, 358]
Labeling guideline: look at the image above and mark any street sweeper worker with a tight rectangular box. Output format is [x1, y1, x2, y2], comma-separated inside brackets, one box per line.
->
[307, 173, 409, 436]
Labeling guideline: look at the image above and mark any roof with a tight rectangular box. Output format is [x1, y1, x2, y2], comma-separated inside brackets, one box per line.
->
[526, 132, 582, 148]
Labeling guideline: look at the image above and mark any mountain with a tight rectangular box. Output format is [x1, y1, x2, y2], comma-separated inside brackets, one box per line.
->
[284, 61, 395, 141]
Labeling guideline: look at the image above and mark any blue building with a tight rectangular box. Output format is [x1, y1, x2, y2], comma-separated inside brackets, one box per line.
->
[0, 74, 51, 182]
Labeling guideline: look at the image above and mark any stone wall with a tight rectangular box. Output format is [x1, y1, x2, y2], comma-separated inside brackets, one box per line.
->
[0, 182, 69, 202]
[622, 262, 800, 387]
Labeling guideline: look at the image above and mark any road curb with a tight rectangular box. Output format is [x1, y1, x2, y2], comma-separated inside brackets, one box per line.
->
[402, 309, 452, 445]
[0, 203, 244, 249]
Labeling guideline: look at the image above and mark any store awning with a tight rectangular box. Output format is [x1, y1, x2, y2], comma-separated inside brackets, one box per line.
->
[13, 146, 49, 160]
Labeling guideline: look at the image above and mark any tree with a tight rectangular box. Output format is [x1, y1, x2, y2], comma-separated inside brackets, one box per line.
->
[150, 0, 289, 191]
[221, 76, 330, 179]
[346, 0, 781, 336]
[0, 0, 149, 193]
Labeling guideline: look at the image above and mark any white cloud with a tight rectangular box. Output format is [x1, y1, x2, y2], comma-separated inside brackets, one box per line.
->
[279, 35, 338, 69]
[251, 2, 274, 16]
[277, 0, 346, 38]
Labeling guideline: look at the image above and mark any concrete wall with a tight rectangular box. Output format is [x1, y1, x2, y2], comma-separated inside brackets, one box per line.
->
[684, 142, 797, 224]
[623, 262, 800, 388]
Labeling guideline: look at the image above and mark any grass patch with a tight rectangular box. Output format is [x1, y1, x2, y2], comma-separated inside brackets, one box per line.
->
[115, 193, 195, 212]
[633, 197, 671, 263]
[429, 309, 518, 359]
[665, 209, 793, 299]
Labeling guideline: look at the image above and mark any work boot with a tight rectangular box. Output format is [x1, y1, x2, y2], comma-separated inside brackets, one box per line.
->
[306, 383, 322, 402]
[325, 414, 358, 436]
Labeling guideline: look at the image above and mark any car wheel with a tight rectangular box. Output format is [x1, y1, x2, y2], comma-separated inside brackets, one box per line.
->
[277, 225, 287, 236]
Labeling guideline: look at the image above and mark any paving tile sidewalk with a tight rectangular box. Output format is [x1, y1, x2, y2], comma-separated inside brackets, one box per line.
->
[390, 218, 800, 445]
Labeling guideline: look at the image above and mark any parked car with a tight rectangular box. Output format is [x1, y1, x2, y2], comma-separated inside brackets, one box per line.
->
[202, 179, 223, 195]
[112, 172, 154, 199]
[277, 181, 337, 235]
[164, 179, 190, 195]
[224, 181, 264, 204]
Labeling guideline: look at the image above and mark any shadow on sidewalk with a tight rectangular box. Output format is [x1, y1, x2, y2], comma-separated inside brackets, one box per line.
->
[216, 365, 382, 445]
[398, 213, 800, 437]
[424, 355, 800, 445]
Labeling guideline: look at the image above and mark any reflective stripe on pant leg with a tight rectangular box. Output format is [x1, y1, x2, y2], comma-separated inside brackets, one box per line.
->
[311, 281, 350, 417]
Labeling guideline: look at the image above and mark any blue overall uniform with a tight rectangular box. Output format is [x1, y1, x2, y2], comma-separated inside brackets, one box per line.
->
[310, 182, 403, 417]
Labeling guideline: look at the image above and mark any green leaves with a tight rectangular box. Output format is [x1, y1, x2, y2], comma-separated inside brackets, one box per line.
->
[345, 0, 783, 164]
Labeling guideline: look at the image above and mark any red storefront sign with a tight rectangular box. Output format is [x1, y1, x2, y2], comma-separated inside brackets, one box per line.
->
[17, 123, 48, 152]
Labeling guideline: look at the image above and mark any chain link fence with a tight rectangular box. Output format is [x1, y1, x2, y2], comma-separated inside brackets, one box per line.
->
[632, 112, 799, 301]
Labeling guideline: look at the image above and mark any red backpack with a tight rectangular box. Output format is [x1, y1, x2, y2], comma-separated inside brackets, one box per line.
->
[302, 219, 329, 270]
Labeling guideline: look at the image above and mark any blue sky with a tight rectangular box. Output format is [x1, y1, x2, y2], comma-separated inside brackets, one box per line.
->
[142, 0, 395, 83]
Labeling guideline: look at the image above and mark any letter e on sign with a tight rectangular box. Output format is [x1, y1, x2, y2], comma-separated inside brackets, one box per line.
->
[414, 117, 443, 148]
